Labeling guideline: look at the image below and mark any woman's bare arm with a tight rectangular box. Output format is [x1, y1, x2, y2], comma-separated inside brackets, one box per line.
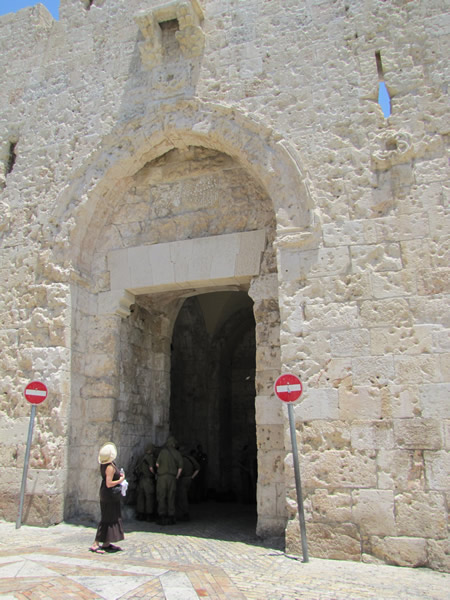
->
[105, 464, 125, 488]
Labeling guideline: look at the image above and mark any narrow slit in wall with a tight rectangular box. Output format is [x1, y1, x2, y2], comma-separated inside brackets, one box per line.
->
[6, 141, 17, 176]
[375, 51, 391, 118]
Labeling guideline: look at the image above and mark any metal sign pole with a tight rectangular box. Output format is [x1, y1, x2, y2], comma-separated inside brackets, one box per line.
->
[287, 402, 309, 563]
[16, 403, 36, 529]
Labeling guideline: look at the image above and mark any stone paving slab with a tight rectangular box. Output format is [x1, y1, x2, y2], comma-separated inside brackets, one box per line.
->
[0, 549, 244, 600]
[0, 519, 448, 600]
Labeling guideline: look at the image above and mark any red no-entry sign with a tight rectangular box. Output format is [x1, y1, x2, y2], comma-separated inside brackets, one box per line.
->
[274, 373, 303, 403]
[17, 380, 49, 529]
[273, 372, 309, 561]
[24, 381, 48, 404]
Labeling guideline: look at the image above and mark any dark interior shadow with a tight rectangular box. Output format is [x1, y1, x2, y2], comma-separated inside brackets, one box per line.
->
[120, 500, 284, 550]
[64, 500, 285, 553]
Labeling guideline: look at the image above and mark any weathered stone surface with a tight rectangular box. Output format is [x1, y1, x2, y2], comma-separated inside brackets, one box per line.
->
[85, 397, 116, 422]
[350, 243, 402, 273]
[377, 449, 426, 492]
[426, 539, 450, 573]
[339, 386, 383, 421]
[444, 420, 450, 450]
[352, 489, 396, 536]
[257, 425, 284, 452]
[304, 522, 361, 561]
[0, 416, 30, 445]
[255, 395, 284, 426]
[257, 450, 285, 486]
[279, 246, 351, 281]
[394, 355, 440, 386]
[394, 420, 442, 450]
[0, 492, 64, 526]
[330, 329, 371, 357]
[369, 536, 427, 567]
[0, 0, 448, 573]
[293, 389, 339, 421]
[424, 451, 450, 492]
[350, 420, 394, 451]
[303, 302, 359, 332]
[370, 326, 433, 355]
[360, 299, 412, 327]
[292, 450, 377, 489]
[419, 383, 450, 418]
[310, 489, 352, 523]
[396, 491, 447, 538]
[298, 420, 351, 452]
[352, 356, 395, 386]
[409, 297, 450, 327]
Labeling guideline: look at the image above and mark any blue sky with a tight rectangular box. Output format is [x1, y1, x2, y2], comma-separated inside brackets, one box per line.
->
[0, 0, 59, 19]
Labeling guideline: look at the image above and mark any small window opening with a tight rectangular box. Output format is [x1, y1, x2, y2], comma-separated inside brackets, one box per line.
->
[6, 142, 17, 176]
[159, 19, 180, 33]
[375, 51, 391, 118]
[159, 19, 181, 60]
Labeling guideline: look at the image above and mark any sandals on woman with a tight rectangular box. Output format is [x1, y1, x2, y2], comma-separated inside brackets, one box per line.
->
[103, 544, 122, 552]
[89, 543, 122, 553]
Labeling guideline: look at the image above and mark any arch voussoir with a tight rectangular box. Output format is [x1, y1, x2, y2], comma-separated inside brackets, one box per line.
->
[60, 99, 315, 272]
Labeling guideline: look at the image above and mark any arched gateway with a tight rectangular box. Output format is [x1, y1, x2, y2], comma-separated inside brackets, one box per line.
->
[63, 100, 315, 538]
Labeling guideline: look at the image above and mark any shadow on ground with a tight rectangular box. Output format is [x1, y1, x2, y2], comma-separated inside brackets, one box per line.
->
[70, 500, 285, 550]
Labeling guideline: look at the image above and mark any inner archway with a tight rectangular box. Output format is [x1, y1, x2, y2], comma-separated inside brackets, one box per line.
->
[67, 130, 290, 538]
[170, 291, 257, 515]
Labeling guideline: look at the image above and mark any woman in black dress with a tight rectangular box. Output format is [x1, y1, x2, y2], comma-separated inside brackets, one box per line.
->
[90, 442, 126, 553]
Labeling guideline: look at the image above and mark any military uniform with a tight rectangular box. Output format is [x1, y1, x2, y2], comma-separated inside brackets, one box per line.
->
[156, 436, 183, 524]
[177, 451, 200, 520]
[135, 444, 157, 521]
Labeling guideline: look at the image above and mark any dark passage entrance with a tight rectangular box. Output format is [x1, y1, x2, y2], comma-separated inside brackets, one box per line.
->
[170, 291, 257, 513]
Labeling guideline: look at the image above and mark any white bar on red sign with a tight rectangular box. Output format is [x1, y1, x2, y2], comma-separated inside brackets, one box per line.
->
[276, 384, 301, 392]
[26, 390, 47, 396]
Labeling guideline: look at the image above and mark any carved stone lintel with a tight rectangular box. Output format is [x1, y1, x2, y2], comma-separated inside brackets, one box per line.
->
[371, 131, 413, 170]
[136, 0, 205, 69]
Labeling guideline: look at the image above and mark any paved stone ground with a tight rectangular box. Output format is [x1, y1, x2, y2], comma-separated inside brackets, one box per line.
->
[0, 503, 448, 599]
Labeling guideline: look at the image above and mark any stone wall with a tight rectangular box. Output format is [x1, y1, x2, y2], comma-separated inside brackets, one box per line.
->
[0, 0, 448, 570]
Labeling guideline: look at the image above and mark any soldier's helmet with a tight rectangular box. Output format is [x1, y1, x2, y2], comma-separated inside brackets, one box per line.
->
[145, 443, 154, 454]
[166, 435, 177, 448]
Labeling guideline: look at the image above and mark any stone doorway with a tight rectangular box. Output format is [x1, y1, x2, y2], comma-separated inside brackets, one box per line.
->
[66, 125, 303, 538]
[170, 291, 257, 512]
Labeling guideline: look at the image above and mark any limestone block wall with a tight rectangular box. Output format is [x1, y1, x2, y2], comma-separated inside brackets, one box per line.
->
[0, 0, 448, 570]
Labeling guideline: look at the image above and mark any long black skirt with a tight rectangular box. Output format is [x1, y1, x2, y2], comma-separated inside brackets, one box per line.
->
[95, 498, 124, 545]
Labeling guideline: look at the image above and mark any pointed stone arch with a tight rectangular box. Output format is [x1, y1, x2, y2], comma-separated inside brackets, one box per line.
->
[55, 99, 317, 274]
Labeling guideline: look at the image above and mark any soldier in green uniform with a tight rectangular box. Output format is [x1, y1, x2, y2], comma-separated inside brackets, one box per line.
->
[135, 443, 157, 521]
[176, 446, 200, 521]
[156, 436, 183, 525]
